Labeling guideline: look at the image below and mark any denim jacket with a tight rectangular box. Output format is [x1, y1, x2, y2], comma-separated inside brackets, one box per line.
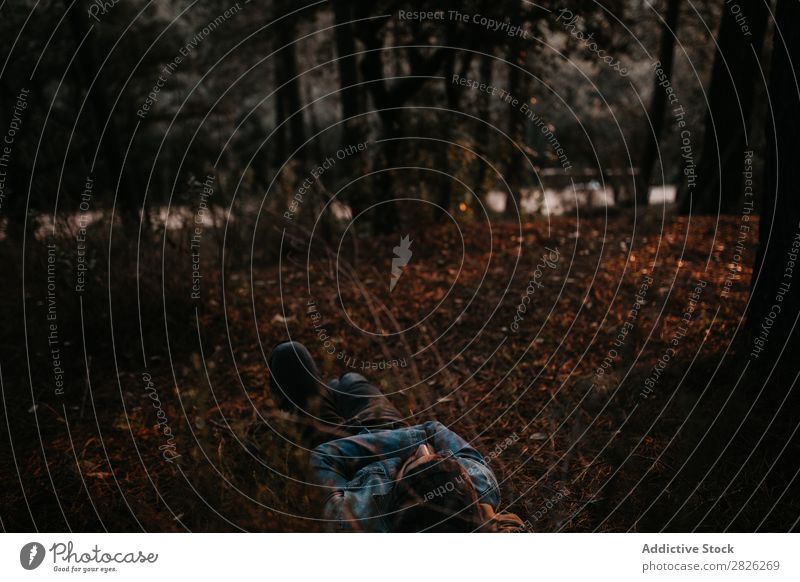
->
[310, 421, 501, 532]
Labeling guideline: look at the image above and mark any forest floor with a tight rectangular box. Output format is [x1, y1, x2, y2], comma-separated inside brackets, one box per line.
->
[3, 212, 799, 532]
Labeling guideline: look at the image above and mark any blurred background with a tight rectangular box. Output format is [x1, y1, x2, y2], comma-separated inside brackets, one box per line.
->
[0, 0, 769, 234]
[1, 0, 799, 533]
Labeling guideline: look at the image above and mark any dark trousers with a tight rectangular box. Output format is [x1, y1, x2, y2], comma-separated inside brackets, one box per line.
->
[269, 342, 406, 440]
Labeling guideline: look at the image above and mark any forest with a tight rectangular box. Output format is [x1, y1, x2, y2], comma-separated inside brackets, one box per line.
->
[0, 0, 799, 533]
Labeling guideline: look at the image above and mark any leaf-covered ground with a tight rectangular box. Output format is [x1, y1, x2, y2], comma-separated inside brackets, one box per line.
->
[4, 213, 799, 532]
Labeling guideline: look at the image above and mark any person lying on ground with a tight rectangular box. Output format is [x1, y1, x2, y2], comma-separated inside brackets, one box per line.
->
[269, 341, 525, 532]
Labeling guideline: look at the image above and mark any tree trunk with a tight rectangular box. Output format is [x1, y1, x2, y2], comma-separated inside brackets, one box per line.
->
[332, 0, 367, 220]
[503, 48, 526, 218]
[437, 52, 472, 213]
[276, 19, 305, 158]
[746, 0, 800, 375]
[0, 78, 37, 241]
[373, 113, 400, 234]
[679, 0, 769, 214]
[474, 53, 494, 197]
[436, 52, 458, 213]
[66, 0, 140, 227]
[355, 19, 448, 233]
[360, 33, 398, 233]
[332, 1, 360, 123]
[635, 0, 681, 207]
[273, 58, 287, 169]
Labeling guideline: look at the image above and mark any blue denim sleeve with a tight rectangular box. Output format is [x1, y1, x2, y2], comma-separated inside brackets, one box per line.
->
[424, 421, 501, 508]
[311, 423, 501, 510]
[424, 421, 480, 458]
[310, 428, 423, 490]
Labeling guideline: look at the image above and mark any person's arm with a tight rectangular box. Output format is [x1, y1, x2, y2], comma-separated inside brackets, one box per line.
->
[310, 427, 422, 490]
[424, 421, 501, 508]
[310, 429, 422, 531]
[424, 421, 487, 463]
[478, 503, 528, 532]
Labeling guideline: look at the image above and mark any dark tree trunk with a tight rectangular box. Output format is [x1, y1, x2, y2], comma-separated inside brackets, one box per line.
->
[276, 19, 305, 158]
[273, 58, 288, 169]
[359, 37, 399, 233]
[333, 0, 360, 124]
[354, 14, 448, 233]
[332, 0, 367, 220]
[437, 52, 458, 213]
[373, 114, 401, 235]
[503, 48, 526, 218]
[0, 78, 36, 241]
[635, 0, 681, 207]
[437, 52, 472, 213]
[501, 0, 528, 218]
[474, 53, 494, 197]
[679, 0, 769, 214]
[746, 0, 800, 374]
[66, 0, 140, 227]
